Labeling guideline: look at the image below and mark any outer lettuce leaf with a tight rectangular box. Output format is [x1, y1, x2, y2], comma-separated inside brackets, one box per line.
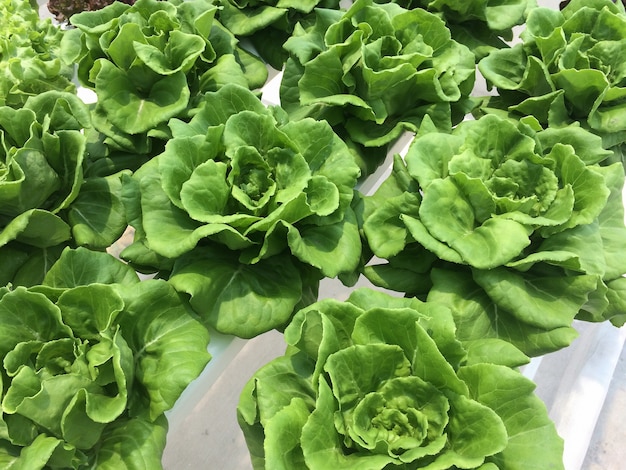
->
[238, 288, 563, 470]
[168, 245, 304, 338]
[67, 172, 130, 249]
[114, 281, 212, 420]
[92, 416, 168, 470]
[0, 433, 84, 470]
[427, 266, 583, 356]
[0, 244, 65, 288]
[123, 84, 361, 337]
[41, 247, 140, 290]
[459, 363, 565, 470]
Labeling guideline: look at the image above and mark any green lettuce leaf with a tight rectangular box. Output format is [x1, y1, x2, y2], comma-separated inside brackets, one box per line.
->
[477, 0, 626, 155]
[62, 0, 268, 165]
[362, 114, 625, 353]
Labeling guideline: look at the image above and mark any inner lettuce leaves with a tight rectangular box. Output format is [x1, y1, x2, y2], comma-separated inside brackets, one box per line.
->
[0, 91, 127, 287]
[0, 247, 211, 469]
[121, 83, 362, 338]
[477, 0, 626, 166]
[279, 0, 476, 175]
[361, 114, 626, 355]
[237, 288, 564, 470]
[60, 0, 269, 174]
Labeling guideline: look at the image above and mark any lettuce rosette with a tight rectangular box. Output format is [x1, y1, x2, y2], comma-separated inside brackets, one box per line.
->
[0, 0, 75, 108]
[361, 114, 626, 355]
[0, 248, 211, 469]
[215, 0, 341, 69]
[477, 0, 626, 164]
[238, 288, 564, 470]
[121, 84, 362, 338]
[373, 0, 537, 59]
[60, 0, 268, 171]
[0, 91, 128, 286]
[280, 0, 476, 174]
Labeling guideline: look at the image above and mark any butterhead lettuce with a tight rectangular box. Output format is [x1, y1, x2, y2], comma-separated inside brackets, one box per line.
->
[0, 91, 128, 286]
[122, 84, 362, 338]
[215, 0, 342, 69]
[0, 91, 85, 285]
[373, 0, 538, 58]
[238, 288, 564, 470]
[0, 248, 211, 469]
[280, 0, 476, 174]
[60, 0, 268, 167]
[477, 0, 626, 164]
[362, 114, 626, 354]
[0, 0, 75, 107]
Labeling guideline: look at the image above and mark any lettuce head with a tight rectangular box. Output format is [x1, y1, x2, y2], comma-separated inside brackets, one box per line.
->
[0, 248, 211, 469]
[122, 84, 362, 338]
[362, 114, 626, 354]
[238, 288, 564, 470]
[280, 0, 476, 174]
[478, 0, 626, 164]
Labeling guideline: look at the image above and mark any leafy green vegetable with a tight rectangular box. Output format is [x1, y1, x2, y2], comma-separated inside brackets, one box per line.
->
[477, 0, 626, 164]
[374, 0, 538, 58]
[215, 0, 341, 69]
[0, 247, 211, 469]
[0, 0, 75, 107]
[238, 288, 564, 470]
[362, 114, 626, 354]
[0, 91, 128, 286]
[122, 83, 362, 338]
[61, 0, 269, 171]
[0, 90, 84, 284]
[280, 0, 476, 174]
